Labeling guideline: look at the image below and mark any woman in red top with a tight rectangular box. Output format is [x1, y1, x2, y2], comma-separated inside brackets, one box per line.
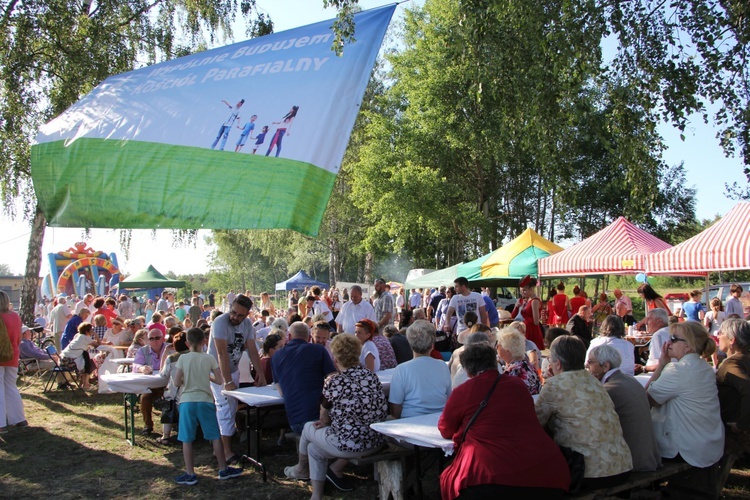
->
[551, 282, 570, 326]
[542, 288, 555, 327]
[635, 283, 671, 330]
[511, 276, 544, 350]
[0, 291, 27, 432]
[439, 343, 569, 499]
[569, 286, 587, 315]
[93, 297, 119, 327]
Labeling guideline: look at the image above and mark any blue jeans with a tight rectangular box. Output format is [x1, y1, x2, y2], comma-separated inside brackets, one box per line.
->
[211, 125, 231, 150]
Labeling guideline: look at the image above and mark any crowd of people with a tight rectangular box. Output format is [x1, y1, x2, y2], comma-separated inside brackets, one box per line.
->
[3, 277, 750, 498]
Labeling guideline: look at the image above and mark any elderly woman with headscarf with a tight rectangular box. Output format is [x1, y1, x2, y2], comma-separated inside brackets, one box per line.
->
[646, 321, 724, 469]
[585, 315, 635, 375]
[536, 335, 632, 489]
[439, 343, 570, 499]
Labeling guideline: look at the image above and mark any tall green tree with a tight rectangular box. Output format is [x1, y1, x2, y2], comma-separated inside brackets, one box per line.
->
[0, 0, 272, 323]
[332, 0, 750, 183]
[352, 0, 692, 266]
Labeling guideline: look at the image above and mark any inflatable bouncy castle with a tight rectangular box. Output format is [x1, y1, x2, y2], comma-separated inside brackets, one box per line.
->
[41, 242, 121, 298]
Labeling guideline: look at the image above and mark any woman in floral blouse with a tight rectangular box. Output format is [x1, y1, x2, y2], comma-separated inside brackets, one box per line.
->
[536, 335, 632, 488]
[496, 328, 541, 395]
[284, 333, 389, 499]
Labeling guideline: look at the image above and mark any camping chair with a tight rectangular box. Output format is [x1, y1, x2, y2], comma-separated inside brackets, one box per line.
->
[42, 345, 80, 393]
[18, 358, 43, 388]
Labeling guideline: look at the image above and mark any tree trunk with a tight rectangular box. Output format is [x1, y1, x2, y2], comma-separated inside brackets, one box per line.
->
[329, 237, 338, 287]
[364, 252, 374, 284]
[20, 203, 46, 325]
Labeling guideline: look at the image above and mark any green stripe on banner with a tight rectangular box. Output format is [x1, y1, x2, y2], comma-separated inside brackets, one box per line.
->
[31, 139, 336, 236]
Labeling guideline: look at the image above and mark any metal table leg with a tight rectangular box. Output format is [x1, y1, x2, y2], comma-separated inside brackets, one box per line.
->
[124, 393, 138, 446]
[414, 446, 423, 499]
[239, 405, 267, 481]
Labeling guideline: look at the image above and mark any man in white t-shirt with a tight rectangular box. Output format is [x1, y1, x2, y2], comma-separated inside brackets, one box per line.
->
[336, 285, 376, 334]
[442, 277, 488, 333]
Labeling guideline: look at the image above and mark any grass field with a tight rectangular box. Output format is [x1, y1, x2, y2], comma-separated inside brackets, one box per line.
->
[2, 378, 750, 499]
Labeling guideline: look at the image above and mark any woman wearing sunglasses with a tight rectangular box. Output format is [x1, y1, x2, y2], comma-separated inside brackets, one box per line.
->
[646, 321, 724, 473]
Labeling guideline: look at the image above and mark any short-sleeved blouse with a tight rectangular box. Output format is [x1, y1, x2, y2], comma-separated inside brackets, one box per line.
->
[371, 335, 397, 370]
[323, 365, 389, 452]
[359, 340, 381, 371]
[503, 356, 541, 395]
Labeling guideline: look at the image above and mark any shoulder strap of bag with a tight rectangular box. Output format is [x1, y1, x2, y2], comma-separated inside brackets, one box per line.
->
[460, 373, 501, 444]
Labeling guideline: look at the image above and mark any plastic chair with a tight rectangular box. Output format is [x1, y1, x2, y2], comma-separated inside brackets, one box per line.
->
[42, 345, 80, 393]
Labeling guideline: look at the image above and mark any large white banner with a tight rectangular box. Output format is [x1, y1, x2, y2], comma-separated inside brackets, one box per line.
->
[32, 5, 396, 235]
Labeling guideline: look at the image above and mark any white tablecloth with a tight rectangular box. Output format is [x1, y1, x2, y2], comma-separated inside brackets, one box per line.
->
[377, 368, 395, 393]
[636, 373, 652, 387]
[100, 373, 167, 394]
[223, 385, 285, 407]
[370, 412, 454, 455]
[97, 345, 125, 359]
[222, 369, 397, 406]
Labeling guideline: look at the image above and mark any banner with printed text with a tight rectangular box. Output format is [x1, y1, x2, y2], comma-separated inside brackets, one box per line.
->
[31, 5, 396, 235]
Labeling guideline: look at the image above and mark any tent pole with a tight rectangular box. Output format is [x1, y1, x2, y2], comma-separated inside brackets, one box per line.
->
[705, 273, 710, 307]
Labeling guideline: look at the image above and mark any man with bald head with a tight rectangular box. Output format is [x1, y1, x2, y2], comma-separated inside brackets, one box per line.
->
[336, 285, 376, 334]
[566, 305, 593, 348]
[272, 322, 336, 434]
[613, 289, 633, 315]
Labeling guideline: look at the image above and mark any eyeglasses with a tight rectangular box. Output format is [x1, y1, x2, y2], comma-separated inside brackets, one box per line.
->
[229, 309, 248, 319]
[669, 335, 686, 343]
[148, 336, 163, 341]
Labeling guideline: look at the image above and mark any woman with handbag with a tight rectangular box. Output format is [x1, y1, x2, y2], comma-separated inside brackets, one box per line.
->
[439, 343, 569, 499]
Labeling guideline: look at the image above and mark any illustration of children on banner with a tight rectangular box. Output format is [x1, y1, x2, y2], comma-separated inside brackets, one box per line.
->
[211, 99, 244, 150]
[235, 114, 257, 152]
[265, 105, 299, 157]
[252, 126, 269, 154]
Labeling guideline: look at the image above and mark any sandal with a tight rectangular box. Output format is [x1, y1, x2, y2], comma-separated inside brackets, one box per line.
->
[284, 465, 309, 481]
[156, 436, 172, 445]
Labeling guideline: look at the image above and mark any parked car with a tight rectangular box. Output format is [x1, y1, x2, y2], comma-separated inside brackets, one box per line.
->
[701, 282, 750, 305]
[495, 287, 517, 312]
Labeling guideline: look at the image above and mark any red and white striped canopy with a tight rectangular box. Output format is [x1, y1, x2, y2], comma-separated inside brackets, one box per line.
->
[539, 217, 673, 276]
[647, 202, 750, 274]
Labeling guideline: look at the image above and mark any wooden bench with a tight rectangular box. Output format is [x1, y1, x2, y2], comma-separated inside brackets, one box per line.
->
[569, 461, 693, 499]
[349, 443, 415, 500]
